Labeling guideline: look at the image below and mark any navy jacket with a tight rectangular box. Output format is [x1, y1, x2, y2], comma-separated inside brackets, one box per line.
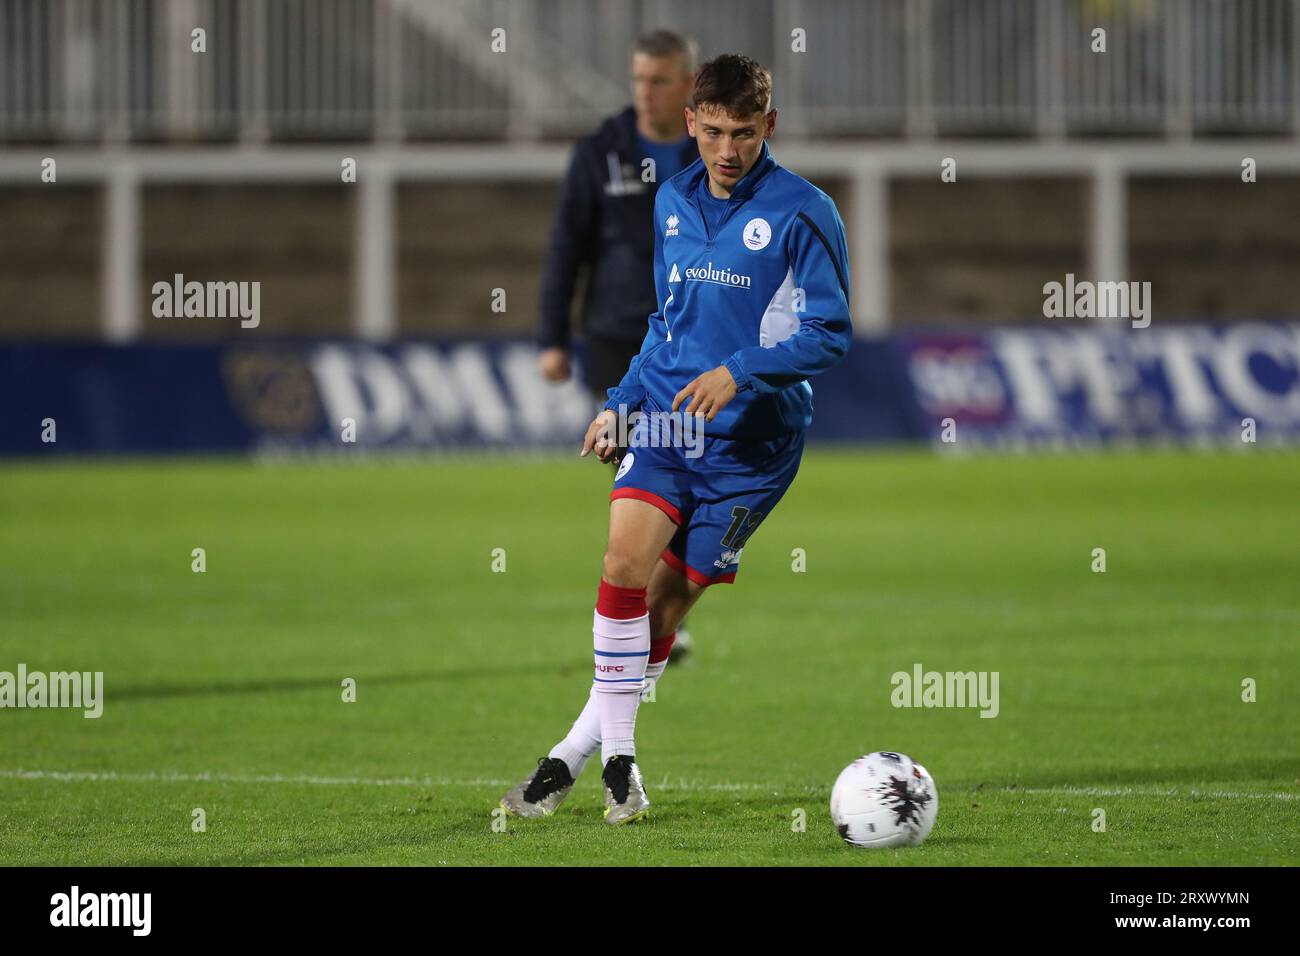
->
[537, 106, 698, 349]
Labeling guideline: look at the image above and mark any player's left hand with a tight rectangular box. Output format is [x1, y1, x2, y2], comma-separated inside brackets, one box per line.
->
[672, 365, 738, 422]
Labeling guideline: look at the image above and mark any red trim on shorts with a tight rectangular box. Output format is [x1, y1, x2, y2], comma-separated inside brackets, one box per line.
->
[660, 548, 737, 587]
[610, 487, 683, 526]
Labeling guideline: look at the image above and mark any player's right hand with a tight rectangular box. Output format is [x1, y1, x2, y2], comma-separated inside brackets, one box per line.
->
[580, 409, 619, 462]
[538, 347, 571, 383]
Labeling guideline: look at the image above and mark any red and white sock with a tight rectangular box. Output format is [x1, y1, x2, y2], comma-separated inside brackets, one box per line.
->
[592, 579, 649, 762]
[643, 632, 676, 690]
[549, 630, 676, 777]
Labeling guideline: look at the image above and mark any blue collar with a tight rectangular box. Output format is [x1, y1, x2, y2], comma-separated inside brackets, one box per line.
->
[683, 140, 777, 208]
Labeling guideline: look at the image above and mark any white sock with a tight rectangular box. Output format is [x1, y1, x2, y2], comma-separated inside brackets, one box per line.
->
[548, 687, 601, 779]
[548, 656, 669, 778]
[642, 658, 667, 698]
[593, 608, 650, 762]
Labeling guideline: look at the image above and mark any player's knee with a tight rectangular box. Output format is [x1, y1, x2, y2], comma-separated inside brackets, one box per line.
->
[601, 550, 649, 589]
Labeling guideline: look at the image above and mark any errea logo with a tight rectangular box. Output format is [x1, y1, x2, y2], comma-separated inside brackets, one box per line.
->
[714, 548, 743, 570]
[665, 214, 679, 236]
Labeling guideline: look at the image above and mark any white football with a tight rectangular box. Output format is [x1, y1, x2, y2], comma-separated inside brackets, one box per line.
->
[830, 751, 938, 848]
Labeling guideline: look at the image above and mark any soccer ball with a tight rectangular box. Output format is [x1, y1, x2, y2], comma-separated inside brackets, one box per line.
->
[830, 751, 938, 848]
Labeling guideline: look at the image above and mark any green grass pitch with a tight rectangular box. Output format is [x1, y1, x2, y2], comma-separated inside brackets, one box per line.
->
[0, 448, 1296, 866]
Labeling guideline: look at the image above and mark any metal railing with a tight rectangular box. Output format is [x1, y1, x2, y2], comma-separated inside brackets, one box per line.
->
[1, 0, 1297, 141]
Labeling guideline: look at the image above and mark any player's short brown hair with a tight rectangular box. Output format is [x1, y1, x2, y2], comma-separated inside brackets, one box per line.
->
[690, 54, 772, 119]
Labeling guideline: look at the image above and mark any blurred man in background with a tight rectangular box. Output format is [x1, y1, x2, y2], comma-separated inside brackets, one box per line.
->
[536, 29, 701, 663]
[536, 29, 698, 401]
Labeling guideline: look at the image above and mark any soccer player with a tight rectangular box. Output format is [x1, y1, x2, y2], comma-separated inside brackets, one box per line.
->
[501, 54, 852, 824]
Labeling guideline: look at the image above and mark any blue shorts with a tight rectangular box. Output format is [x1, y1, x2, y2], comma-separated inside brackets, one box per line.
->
[610, 416, 805, 586]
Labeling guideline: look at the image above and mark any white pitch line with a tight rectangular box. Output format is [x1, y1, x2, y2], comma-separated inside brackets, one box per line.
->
[0, 769, 1295, 801]
[1005, 785, 1300, 801]
[0, 768, 792, 793]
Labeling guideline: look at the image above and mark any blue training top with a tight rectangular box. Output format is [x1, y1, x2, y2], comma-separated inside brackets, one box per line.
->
[604, 140, 853, 440]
